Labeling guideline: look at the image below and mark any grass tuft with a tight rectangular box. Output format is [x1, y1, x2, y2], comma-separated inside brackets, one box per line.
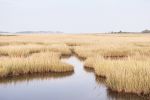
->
[0, 52, 73, 78]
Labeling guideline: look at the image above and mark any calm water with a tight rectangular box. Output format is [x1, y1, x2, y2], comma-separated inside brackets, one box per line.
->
[0, 56, 148, 100]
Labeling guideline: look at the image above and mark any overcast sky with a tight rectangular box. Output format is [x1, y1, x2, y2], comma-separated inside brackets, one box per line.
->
[0, 0, 150, 33]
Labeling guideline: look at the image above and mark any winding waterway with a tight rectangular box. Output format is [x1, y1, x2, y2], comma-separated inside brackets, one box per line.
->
[0, 56, 148, 100]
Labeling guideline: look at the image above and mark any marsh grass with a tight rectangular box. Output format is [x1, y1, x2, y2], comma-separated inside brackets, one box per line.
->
[84, 55, 150, 95]
[0, 52, 73, 78]
[1, 34, 150, 95]
[84, 56, 97, 69]
[0, 44, 71, 57]
[105, 58, 150, 95]
[74, 44, 150, 60]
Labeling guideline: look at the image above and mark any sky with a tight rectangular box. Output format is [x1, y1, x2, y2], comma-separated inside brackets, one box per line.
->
[0, 0, 150, 33]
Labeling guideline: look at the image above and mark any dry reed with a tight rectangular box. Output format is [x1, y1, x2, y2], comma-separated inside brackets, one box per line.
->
[0, 52, 73, 78]
[84, 55, 150, 95]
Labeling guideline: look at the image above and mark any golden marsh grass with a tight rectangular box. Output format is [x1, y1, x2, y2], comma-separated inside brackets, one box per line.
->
[0, 52, 73, 77]
[0, 44, 71, 57]
[1, 34, 150, 95]
[84, 55, 150, 95]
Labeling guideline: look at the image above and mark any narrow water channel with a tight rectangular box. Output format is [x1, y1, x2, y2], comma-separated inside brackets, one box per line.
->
[0, 56, 147, 100]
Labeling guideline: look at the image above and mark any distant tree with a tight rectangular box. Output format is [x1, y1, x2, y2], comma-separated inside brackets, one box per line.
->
[142, 29, 150, 33]
[118, 30, 122, 33]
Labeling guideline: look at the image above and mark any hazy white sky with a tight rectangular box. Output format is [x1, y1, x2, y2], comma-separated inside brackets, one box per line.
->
[0, 0, 150, 33]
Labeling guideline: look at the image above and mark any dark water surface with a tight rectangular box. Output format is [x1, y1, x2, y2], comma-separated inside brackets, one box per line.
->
[0, 56, 148, 100]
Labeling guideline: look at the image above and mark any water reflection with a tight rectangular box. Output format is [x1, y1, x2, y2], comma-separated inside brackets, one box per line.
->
[83, 67, 94, 73]
[107, 90, 149, 100]
[95, 76, 106, 85]
[0, 72, 73, 85]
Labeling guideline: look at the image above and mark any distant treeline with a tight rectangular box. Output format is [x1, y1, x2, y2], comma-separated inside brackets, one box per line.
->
[110, 29, 150, 34]
[0, 29, 150, 34]
[0, 31, 63, 34]
[0, 31, 9, 33]
[142, 29, 150, 33]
